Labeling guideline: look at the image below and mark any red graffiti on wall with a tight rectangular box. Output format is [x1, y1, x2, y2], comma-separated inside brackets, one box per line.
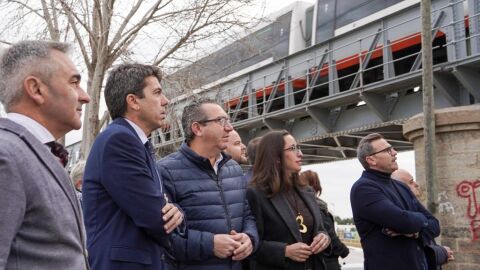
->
[456, 180, 480, 241]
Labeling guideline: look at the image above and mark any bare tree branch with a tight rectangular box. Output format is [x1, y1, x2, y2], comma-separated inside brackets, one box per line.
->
[2, 0, 262, 157]
[6, 0, 44, 19]
[56, 0, 92, 69]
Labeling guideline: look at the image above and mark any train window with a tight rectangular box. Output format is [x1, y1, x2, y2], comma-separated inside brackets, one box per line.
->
[315, 0, 336, 44]
[335, 0, 404, 29]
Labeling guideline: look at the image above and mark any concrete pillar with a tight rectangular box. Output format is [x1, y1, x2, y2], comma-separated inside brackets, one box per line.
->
[403, 105, 480, 269]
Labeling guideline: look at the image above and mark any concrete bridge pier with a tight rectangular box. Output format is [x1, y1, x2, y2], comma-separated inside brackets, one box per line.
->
[404, 105, 480, 269]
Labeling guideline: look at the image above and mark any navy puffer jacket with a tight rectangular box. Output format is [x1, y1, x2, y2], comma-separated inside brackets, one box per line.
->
[156, 143, 259, 270]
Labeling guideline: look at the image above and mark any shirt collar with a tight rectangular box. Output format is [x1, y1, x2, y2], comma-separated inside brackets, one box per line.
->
[123, 118, 148, 144]
[213, 153, 223, 174]
[7, 112, 55, 144]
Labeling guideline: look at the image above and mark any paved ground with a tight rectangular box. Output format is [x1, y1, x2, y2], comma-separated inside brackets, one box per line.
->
[340, 247, 364, 270]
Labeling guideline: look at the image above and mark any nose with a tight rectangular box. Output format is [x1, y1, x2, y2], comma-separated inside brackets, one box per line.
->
[78, 86, 90, 104]
[161, 94, 169, 106]
[224, 120, 233, 131]
[297, 149, 303, 158]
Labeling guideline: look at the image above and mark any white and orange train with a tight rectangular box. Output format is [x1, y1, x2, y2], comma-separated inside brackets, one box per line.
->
[167, 0, 475, 126]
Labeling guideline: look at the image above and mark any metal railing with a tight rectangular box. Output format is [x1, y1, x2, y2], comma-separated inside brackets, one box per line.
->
[154, 0, 480, 149]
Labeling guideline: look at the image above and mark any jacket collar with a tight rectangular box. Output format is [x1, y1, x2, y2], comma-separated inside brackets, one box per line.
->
[179, 142, 231, 173]
[111, 118, 143, 143]
[0, 118, 85, 239]
[270, 186, 321, 242]
[363, 169, 392, 182]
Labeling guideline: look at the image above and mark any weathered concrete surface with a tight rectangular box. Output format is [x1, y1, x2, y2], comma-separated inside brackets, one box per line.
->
[404, 104, 480, 270]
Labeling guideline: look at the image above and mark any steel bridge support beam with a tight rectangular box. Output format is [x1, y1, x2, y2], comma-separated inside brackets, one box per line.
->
[433, 72, 461, 106]
[360, 91, 399, 122]
[350, 29, 382, 90]
[468, 0, 480, 55]
[263, 118, 285, 130]
[411, 11, 446, 71]
[382, 20, 396, 80]
[328, 42, 340, 95]
[264, 67, 285, 114]
[284, 60, 295, 109]
[452, 66, 480, 101]
[446, 0, 467, 61]
[303, 49, 328, 103]
[383, 40, 396, 79]
[333, 136, 347, 158]
[360, 92, 389, 121]
[305, 106, 342, 132]
[247, 75, 257, 118]
[232, 80, 249, 122]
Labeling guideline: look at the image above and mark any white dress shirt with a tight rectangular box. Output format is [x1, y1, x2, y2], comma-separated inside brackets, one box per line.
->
[124, 118, 148, 144]
[7, 113, 55, 146]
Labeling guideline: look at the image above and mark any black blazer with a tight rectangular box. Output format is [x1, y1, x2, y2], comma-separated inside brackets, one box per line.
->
[246, 186, 329, 270]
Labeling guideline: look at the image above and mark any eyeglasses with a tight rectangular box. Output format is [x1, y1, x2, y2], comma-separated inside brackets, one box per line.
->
[284, 144, 302, 153]
[369, 146, 395, 156]
[198, 116, 232, 127]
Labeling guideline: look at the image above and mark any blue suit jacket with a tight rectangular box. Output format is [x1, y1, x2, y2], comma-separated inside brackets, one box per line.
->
[350, 169, 440, 270]
[83, 118, 169, 270]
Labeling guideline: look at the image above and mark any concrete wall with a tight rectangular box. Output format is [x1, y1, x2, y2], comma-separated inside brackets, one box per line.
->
[404, 104, 480, 269]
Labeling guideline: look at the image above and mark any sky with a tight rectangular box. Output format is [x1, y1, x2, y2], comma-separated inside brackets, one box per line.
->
[303, 151, 416, 218]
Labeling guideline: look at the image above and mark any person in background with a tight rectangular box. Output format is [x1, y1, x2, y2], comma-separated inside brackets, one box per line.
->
[300, 170, 349, 270]
[350, 133, 440, 270]
[70, 159, 86, 202]
[0, 40, 90, 269]
[83, 63, 184, 270]
[156, 98, 258, 270]
[225, 129, 248, 165]
[247, 130, 331, 270]
[244, 136, 262, 183]
[391, 168, 454, 269]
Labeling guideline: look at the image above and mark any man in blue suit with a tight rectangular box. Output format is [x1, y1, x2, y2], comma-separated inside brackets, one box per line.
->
[350, 133, 440, 270]
[83, 64, 184, 270]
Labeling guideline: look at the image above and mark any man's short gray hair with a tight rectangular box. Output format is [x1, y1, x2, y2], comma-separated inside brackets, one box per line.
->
[181, 98, 219, 144]
[70, 160, 86, 186]
[0, 40, 70, 111]
[357, 133, 384, 169]
[104, 63, 162, 119]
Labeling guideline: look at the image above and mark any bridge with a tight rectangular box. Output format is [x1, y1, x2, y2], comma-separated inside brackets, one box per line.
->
[151, 0, 480, 164]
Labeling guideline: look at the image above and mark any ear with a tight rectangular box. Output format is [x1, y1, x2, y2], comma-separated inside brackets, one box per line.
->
[23, 75, 46, 105]
[191, 122, 203, 137]
[126, 94, 140, 111]
[366, 155, 376, 167]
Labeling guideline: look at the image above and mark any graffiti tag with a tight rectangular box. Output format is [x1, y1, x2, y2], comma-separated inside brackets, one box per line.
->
[456, 180, 480, 241]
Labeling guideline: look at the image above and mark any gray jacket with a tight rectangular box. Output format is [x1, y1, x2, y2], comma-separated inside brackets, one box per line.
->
[0, 119, 89, 270]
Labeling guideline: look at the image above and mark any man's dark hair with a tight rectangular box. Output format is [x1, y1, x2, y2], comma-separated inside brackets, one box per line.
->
[104, 64, 162, 119]
[357, 133, 384, 169]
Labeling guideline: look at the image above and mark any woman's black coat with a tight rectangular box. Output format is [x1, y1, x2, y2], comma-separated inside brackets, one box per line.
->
[246, 186, 330, 270]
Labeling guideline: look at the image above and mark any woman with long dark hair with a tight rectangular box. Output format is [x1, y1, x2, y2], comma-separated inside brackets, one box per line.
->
[300, 170, 350, 270]
[247, 130, 331, 270]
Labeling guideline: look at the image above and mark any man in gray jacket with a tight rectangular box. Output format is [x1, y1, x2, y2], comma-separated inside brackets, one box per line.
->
[0, 40, 91, 269]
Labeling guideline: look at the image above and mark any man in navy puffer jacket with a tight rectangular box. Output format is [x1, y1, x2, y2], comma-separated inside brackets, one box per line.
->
[157, 99, 259, 270]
